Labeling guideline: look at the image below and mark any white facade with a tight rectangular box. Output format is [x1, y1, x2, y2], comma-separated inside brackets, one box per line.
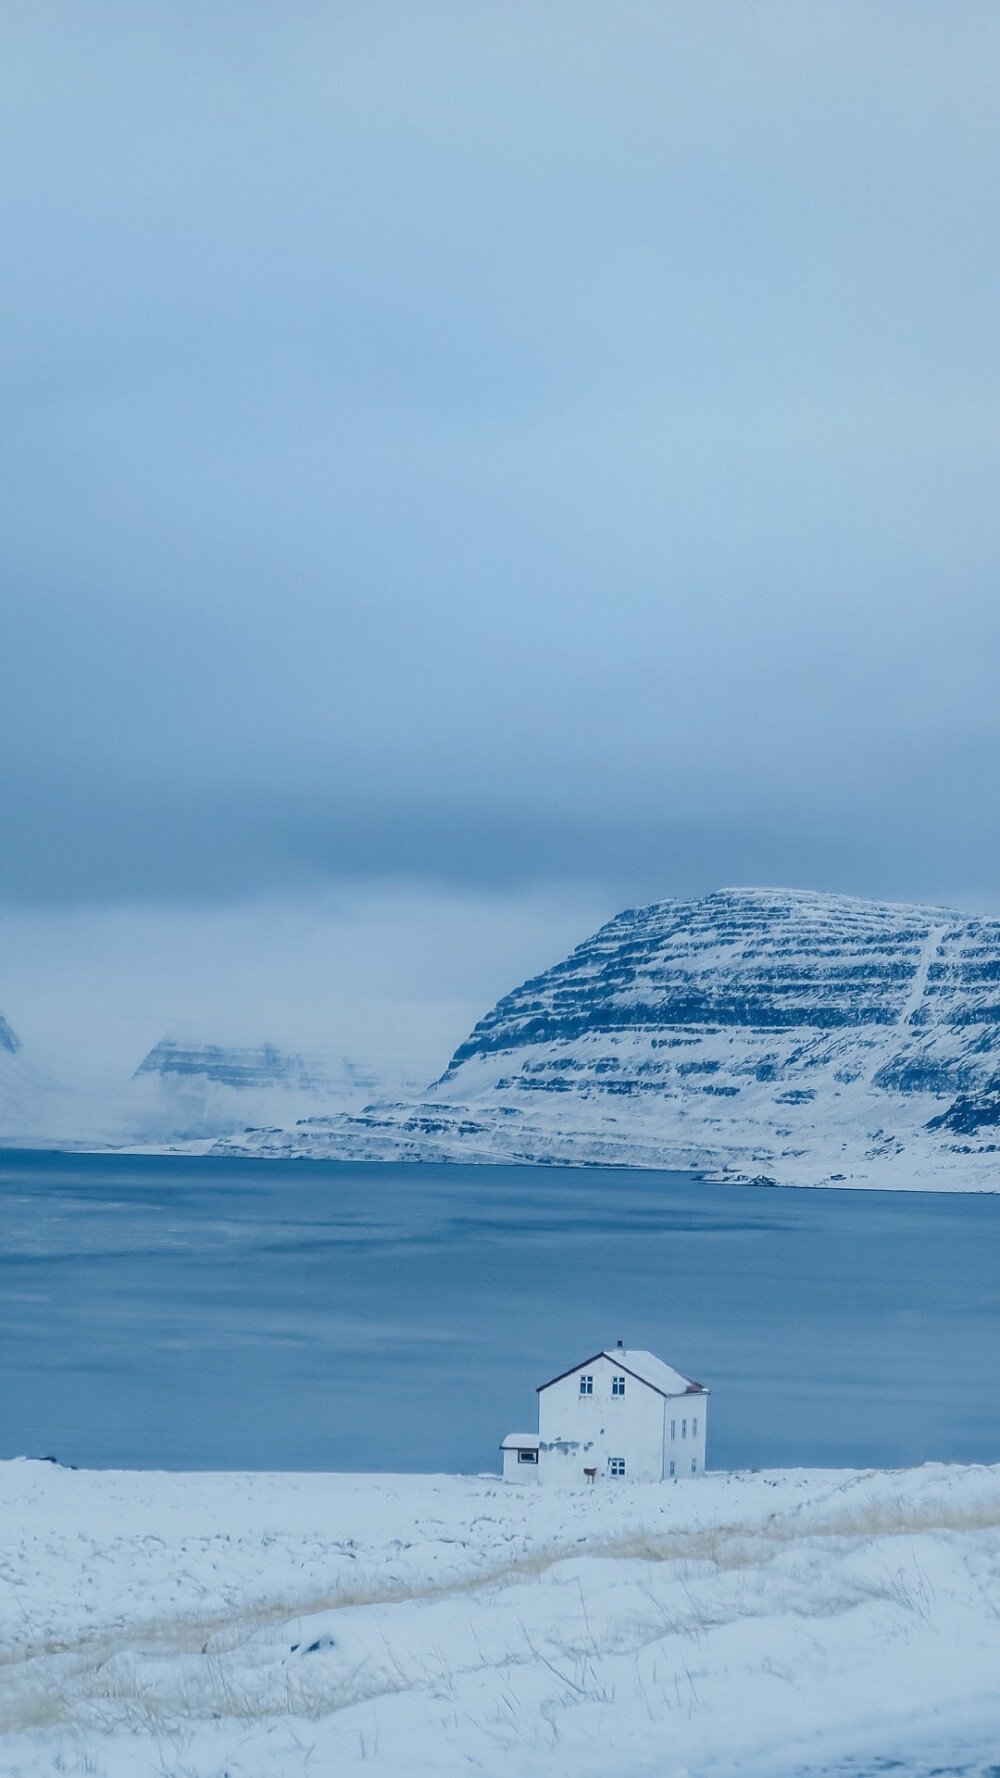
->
[500, 1432, 540, 1481]
[501, 1344, 709, 1485]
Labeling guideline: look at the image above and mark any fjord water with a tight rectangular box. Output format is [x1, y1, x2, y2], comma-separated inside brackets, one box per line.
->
[2, 1150, 998, 1474]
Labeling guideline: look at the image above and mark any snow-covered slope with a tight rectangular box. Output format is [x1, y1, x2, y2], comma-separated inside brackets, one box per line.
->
[5, 1458, 1000, 1776]
[217, 889, 1000, 1188]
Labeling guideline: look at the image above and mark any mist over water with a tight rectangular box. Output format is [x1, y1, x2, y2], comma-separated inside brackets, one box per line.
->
[3, 1150, 998, 1475]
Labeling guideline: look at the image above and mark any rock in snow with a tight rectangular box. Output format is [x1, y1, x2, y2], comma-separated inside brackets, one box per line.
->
[217, 888, 1000, 1187]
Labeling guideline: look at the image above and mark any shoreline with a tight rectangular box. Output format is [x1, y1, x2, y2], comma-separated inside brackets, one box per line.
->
[3, 1139, 1000, 1194]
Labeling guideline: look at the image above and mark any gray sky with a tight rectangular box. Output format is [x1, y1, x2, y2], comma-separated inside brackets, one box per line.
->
[2, 4, 1000, 1071]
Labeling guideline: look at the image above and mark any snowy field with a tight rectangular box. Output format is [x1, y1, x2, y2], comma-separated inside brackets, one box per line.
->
[4, 1462, 1000, 1776]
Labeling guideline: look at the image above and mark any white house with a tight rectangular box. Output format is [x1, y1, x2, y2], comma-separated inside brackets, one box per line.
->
[501, 1342, 708, 1484]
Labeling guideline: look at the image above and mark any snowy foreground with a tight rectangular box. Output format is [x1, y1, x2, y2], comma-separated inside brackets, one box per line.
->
[4, 1462, 1000, 1777]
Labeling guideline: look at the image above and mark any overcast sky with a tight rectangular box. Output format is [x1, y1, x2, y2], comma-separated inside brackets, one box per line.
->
[3, 3, 1000, 1072]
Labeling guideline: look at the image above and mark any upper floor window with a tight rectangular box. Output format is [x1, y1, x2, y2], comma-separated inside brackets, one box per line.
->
[612, 1375, 626, 1397]
[579, 1374, 593, 1396]
[608, 1457, 626, 1477]
[682, 1419, 688, 1438]
[692, 1418, 698, 1437]
[670, 1419, 676, 1440]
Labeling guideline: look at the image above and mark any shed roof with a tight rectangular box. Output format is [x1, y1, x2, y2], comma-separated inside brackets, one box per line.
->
[537, 1348, 705, 1399]
[500, 1432, 541, 1450]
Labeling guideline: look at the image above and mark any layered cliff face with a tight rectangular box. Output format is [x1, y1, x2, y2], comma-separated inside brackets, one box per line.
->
[134, 1041, 334, 1094]
[217, 889, 1000, 1188]
[443, 889, 952, 1070]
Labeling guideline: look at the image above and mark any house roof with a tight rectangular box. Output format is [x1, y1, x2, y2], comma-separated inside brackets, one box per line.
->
[500, 1432, 541, 1450]
[537, 1348, 706, 1399]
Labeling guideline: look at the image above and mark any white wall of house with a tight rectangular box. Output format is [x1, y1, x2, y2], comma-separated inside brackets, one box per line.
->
[662, 1397, 706, 1478]
[537, 1353, 701, 1485]
[501, 1438, 540, 1482]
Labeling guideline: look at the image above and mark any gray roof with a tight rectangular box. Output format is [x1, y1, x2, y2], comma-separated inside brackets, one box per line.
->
[538, 1348, 706, 1398]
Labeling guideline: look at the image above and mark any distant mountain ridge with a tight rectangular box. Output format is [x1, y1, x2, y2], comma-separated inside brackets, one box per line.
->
[135, 1040, 338, 1094]
[0, 1025, 394, 1151]
[216, 888, 1000, 1189]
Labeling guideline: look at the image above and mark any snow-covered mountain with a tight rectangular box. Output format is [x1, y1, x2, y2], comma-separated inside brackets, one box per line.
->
[216, 889, 1000, 1188]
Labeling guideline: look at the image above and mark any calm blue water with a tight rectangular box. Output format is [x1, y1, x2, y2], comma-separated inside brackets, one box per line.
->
[2, 1150, 999, 1474]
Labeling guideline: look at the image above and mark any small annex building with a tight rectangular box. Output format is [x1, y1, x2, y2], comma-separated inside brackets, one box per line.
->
[501, 1342, 708, 1485]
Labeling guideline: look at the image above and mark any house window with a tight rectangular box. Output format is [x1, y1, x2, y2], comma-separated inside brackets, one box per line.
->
[517, 1449, 538, 1465]
[608, 1458, 626, 1477]
[682, 1419, 687, 1438]
[579, 1374, 593, 1396]
[691, 1458, 697, 1474]
[612, 1375, 626, 1397]
[692, 1418, 698, 1437]
[669, 1460, 675, 1477]
[670, 1419, 676, 1440]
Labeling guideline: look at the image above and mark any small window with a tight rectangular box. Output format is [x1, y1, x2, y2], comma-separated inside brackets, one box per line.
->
[692, 1417, 698, 1437]
[608, 1457, 626, 1477]
[579, 1374, 593, 1395]
[612, 1375, 626, 1397]
[669, 1459, 675, 1477]
[670, 1419, 676, 1440]
[691, 1458, 697, 1474]
[517, 1448, 538, 1465]
[682, 1419, 687, 1438]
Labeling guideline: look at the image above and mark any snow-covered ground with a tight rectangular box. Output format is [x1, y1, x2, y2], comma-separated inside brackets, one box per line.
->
[5, 1461, 1000, 1776]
